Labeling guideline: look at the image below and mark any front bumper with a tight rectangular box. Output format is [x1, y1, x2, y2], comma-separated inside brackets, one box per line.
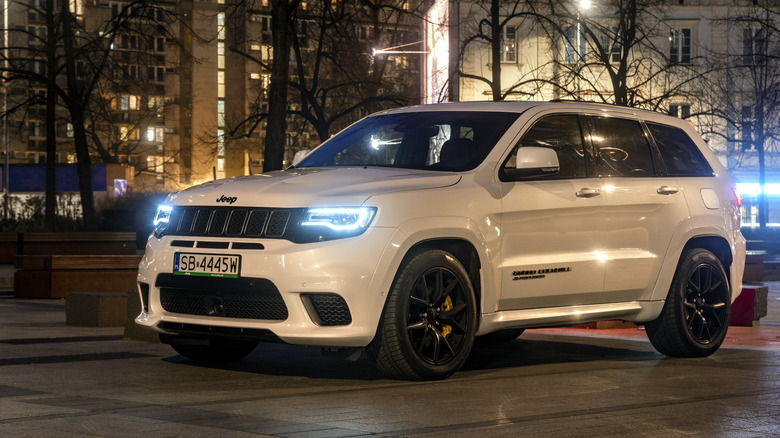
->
[136, 227, 398, 347]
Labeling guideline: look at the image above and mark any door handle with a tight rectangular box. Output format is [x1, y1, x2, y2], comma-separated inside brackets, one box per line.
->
[576, 188, 601, 198]
[657, 186, 679, 195]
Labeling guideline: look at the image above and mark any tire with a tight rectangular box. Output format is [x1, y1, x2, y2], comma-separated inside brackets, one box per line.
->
[368, 249, 477, 380]
[165, 336, 259, 362]
[645, 248, 731, 357]
[476, 328, 525, 345]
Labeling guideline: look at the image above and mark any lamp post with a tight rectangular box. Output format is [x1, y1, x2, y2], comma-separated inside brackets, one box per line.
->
[574, 0, 591, 99]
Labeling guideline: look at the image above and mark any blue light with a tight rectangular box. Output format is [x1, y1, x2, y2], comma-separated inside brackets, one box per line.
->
[735, 183, 780, 197]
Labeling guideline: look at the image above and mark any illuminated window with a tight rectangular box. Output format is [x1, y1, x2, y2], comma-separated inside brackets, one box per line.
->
[217, 12, 226, 40]
[119, 95, 141, 110]
[564, 26, 586, 63]
[146, 127, 164, 143]
[148, 96, 164, 110]
[668, 104, 690, 119]
[217, 129, 225, 157]
[742, 105, 754, 151]
[600, 29, 621, 63]
[500, 25, 516, 63]
[670, 28, 691, 64]
[218, 100, 225, 128]
[743, 28, 765, 65]
[120, 126, 139, 141]
[218, 42, 225, 69]
[147, 155, 164, 173]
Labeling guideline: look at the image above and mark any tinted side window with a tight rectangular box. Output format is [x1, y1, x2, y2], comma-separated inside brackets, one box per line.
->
[504, 114, 587, 178]
[647, 122, 713, 176]
[591, 116, 655, 177]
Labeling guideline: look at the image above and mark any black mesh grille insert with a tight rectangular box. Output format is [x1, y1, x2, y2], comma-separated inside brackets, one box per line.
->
[156, 274, 288, 321]
[163, 207, 301, 240]
[245, 210, 269, 236]
[226, 210, 248, 236]
[192, 209, 211, 234]
[209, 209, 229, 235]
[305, 294, 352, 326]
[179, 208, 197, 233]
[266, 211, 291, 237]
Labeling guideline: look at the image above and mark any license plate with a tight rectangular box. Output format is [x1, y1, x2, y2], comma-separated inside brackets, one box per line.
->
[173, 253, 241, 278]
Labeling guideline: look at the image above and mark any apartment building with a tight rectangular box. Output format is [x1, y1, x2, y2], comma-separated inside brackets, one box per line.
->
[1, 0, 422, 194]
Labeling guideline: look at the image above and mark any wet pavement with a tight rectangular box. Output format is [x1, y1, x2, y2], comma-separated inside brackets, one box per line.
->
[0, 280, 779, 437]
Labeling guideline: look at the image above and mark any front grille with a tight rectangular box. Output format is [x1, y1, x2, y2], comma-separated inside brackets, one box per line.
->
[155, 274, 288, 321]
[304, 293, 352, 326]
[165, 206, 302, 240]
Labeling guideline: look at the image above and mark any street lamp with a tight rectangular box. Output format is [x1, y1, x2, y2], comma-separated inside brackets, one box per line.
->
[372, 41, 427, 56]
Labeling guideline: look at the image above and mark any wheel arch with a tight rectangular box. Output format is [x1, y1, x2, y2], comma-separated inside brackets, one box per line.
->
[649, 233, 735, 305]
[681, 235, 733, 283]
[404, 239, 483, 315]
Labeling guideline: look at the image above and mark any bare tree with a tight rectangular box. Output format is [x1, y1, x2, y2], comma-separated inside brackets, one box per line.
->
[456, 0, 702, 108]
[698, 2, 780, 228]
[0, 1, 183, 229]
[222, 0, 420, 169]
[288, 0, 421, 143]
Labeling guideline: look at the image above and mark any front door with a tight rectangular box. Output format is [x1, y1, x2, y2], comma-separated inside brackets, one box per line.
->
[497, 114, 606, 311]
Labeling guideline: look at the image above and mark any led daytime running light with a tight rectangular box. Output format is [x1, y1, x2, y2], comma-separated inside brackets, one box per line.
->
[154, 205, 173, 226]
[302, 207, 376, 231]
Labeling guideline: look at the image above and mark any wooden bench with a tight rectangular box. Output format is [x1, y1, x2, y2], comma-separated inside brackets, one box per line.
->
[14, 254, 142, 299]
[0, 232, 137, 263]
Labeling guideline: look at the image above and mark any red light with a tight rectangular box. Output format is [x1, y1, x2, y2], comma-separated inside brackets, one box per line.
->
[732, 187, 743, 207]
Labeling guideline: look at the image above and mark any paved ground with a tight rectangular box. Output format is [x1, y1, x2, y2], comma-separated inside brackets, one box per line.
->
[0, 281, 779, 437]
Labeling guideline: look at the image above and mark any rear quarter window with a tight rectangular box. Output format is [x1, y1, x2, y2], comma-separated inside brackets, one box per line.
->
[647, 122, 714, 177]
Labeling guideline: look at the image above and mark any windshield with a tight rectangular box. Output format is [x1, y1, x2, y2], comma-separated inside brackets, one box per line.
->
[295, 111, 520, 171]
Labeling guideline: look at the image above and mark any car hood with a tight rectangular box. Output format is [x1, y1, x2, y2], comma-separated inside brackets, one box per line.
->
[169, 167, 461, 207]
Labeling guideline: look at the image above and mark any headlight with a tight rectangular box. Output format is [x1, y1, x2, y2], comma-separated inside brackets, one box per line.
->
[153, 205, 173, 238]
[296, 207, 376, 243]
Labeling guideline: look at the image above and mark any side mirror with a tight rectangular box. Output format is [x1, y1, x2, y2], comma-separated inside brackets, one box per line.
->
[501, 147, 560, 181]
[292, 149, 311, 166]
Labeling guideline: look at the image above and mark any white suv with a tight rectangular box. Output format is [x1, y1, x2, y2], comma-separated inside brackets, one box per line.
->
[137, 101, 746, 380]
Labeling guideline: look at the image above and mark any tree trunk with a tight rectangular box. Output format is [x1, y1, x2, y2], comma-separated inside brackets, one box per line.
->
[264, 0, 298, 172]
[61, 0, 97, 230]
[44, 0, 57, 230]
[490, 0, 501, 101]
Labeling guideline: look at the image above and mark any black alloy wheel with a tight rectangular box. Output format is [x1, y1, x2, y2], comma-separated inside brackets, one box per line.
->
[646, 248, 731, 357]
[368, 248, 477, 380]
[406, 265, 472, 366]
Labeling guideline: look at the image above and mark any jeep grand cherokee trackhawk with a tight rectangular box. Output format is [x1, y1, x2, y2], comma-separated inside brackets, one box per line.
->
[136, 101, 746, 380]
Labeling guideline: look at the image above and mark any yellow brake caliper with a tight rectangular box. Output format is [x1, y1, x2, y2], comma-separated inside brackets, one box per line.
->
[441, 296, 453, 338]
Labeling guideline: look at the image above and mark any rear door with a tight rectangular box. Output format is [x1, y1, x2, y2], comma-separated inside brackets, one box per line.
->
[589, 116, 691, 302]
